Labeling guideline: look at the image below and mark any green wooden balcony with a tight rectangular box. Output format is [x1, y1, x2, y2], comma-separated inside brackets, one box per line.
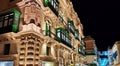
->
[56, 27, 72, 48]
[0, 9, 21, 34]
[43, 0, 58, 16]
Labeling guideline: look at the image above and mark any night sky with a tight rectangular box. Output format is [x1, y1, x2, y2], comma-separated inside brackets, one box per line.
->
[72, 0, 120, 51]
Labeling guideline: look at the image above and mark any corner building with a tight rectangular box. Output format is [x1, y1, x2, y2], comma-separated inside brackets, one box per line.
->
[0, 0, 85, 66]
[84, 36, 98, 66]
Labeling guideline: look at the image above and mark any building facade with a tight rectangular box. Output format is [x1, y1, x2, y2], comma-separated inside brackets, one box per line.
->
[97, 51, 109, 66]
[84, 36, 98, 66]
[0, 0, 85, 66]
[109, 41, 120, 66]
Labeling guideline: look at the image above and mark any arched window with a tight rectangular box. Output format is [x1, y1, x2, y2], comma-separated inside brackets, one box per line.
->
[30, 19, 35, 24]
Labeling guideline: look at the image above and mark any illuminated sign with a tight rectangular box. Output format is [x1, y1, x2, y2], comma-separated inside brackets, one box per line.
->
[0, 61, 14, 66]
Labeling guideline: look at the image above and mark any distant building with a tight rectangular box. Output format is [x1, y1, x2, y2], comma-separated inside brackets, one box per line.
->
[109, 41, 120, 66]
[0, 0, 85, 66]
[108, 47, 113, 66]
[84, 36, 98, 66]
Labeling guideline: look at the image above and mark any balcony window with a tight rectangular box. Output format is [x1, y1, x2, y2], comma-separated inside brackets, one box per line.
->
[61, 31, 66, 41]
[43, 0, 58, 16]
[4, 15, 9, 27]
[67, 21, 75, 35]
[50, 0, 54, 5]
[78, 46, 82, 52]
[81, 39, 85, 45]
[43, 0, 49, 7]
[56, 28, 72, 48]
[65, 32, 71, 45]
[56, 29, 61, 38]
[0, 9, 21, 34]
[74, 29, 79, 40]
[78, 46, 85, 55]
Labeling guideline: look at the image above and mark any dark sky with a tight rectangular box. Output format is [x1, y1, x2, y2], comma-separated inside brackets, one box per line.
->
[72, 0, 120, 51]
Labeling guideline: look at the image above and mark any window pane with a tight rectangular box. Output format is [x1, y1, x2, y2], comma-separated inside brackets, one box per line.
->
[68, 39, 71, 44]
[57, 29, 60, 32]
[61, 33, 64, 40]
[46, 22, 50, 36]
[4, 15, 9, 27]
[0, 17, 2, 28]
[55, 3, 58, 11]
[4, 44, 10, 55]
[57, 32, 61, 38]
[64, 34, 66, 41]
[51, 0, 54, 5]
[8, 13, 14, 26]
[5, 15, 9, 20]
[8, 18, 13, 26]
[4, 20, 8, 27]
[1, 16, 4, 24]
[9, 13, 14, 18]
[54, 2, 56, 8]
[0, 22, 2, 28]
[66, 37, 69, 43]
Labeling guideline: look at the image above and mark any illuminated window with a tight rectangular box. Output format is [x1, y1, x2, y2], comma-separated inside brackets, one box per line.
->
[0, 61, 14, 66]
[51, 0, 54, 5]
[57, 29, 61, 38]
